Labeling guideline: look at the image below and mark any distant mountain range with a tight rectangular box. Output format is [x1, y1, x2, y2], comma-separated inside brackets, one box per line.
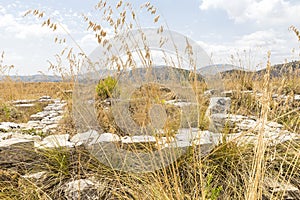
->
[1, 61, 299, 82]
[257, 60, 300, 77]
[207, 61, 300, 78]
[0, 74, 63, 82]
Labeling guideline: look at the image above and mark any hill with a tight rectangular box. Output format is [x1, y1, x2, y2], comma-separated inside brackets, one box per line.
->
[0, 74, 63, 82]
[256, 60, 300, 78]
[2, 60, 300, 83]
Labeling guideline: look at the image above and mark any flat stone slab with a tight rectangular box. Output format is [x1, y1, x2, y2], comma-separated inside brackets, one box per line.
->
[121, 135, 156, 144]
[14, 103, 35, 108]
[22, 171, 47, 180]
[63, 178, 102, 200]
[71, 130, 102, 146]
[0, 132, 41, 142]
[35, 134, 74, 148]
[0, 139, 36, 165]
[165, 99, 196, 107]
[39, 96, 51, 100]
[30, 111, 50, 120]
[95, 133, 121, 143]
[0, 138, 33, 148]
[264, 177, 300, 199]
[12, 99, 36, 104]
[0, 122, 22, 132]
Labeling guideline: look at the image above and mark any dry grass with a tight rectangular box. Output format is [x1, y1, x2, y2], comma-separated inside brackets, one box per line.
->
[0, 81, 73, 102]
[0, 1, 300, 199]
[0, 80, 73, 123]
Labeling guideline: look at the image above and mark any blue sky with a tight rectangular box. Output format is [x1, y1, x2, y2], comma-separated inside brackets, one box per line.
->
[0, 0, 300, 75]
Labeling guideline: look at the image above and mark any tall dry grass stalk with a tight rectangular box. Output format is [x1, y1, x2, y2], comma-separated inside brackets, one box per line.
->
[246, 52, 272, 200]
[1, 1, 300, 199]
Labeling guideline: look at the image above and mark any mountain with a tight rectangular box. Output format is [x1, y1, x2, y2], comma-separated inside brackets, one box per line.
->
[256, 60, 300, 78]
[2, 61, 299, 83]
[212, 61, 300, 79]
[0, 74, 63, 82]
[123, 66, 203, 82]
[197, 64, 249, 76]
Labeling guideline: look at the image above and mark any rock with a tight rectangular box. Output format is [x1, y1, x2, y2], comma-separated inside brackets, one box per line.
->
[264, 177, 300, 200]
[121, 135, 156, 144]
[35, 134, 74, 148]
[221, 90, 236, 97]
[12, 99, 36, 104]
[155, 136, 176, 149]
[121, 135, 157, 150]
[14, 103, 35, 108]
[0, 132, 41, 142]
[165, 99, 196, 107]
[30, 111, 49, 120]
[97, 133, 120, 143]
[208, 113, 235, 133]
[0, 138, 35, 166]
[206, 97, 231, 115]
[39, 96, 51, 100]
[27, 120, 43, 127]
[204, 89, 218, 97]
[236, 118, 257, 131]
[0, 122, 21, 132]
[42, 124, 59, 134]
[160, 129, 217, 157]
[241, 90, 253, 95]
[71, 130, 101, 146]
[41, 119, 55, 125]
[173, 129, 218, 147]
[266, 121, 283, 129]
[22, 171, 46, 180]
[174, 128, 199, 142]
[63, 178, 103, 200]
[0, 138, 33, 148]
[192, 130, 221, 146]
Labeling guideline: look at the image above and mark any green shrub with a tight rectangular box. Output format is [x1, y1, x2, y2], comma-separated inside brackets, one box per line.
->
[95, 76, 118, 100]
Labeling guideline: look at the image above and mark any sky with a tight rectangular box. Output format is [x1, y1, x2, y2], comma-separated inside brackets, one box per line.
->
[0, 0, 300, 75]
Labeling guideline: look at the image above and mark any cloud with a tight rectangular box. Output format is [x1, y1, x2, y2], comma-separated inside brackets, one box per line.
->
[235, 30, 286, 48]
[0, 7, 70, 40]
[199, 0, 300, 26]
[0, 5, 6, 14]
[197, 29, 297, 69]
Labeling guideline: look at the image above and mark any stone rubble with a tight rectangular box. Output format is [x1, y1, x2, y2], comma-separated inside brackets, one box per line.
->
[63, 178, 103, 200]
[0, 91, 299, 198]
[206, 97, 231, 133]
[264, 177, 300, 199]
[0, 96, 67, 135]
[204, 89, 300, 102]
[0, 92, 298, 151]
[0, 122, 22, 132]
[35, 134, 74, 148]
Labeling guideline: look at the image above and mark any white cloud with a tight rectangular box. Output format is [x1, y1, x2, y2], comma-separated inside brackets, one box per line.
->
[0, 5, 6, 14]
[200, 0, 300, 26]
[197, 29, 297, 69]
[0, 12, 69, 39]
[235, 30, 285, 48]
[78, 33, 98, 54]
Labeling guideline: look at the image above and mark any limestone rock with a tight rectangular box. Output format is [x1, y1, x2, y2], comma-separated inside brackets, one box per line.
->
[0, 122, 21, 132]
[63, 178, 103, 200]
[22, 171, 47, 180]
[35, 134, 74, 148]
[206, 97, 231, 115]
[14, 103, 35, 108]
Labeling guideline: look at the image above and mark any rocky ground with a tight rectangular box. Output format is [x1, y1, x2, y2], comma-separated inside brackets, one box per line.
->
[0, 90, 299, 199]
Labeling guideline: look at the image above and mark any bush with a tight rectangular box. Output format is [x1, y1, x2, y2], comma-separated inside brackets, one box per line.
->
[95, 76, 118, 100]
